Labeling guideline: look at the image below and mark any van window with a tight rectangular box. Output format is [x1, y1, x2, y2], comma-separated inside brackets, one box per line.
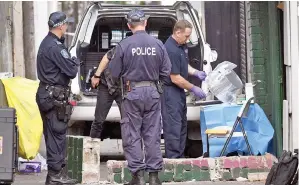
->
[148, 31, 159, 39]
[111, 30, 123, 46]
[182, 12, 198, 45]
[110, 30, 160, 46]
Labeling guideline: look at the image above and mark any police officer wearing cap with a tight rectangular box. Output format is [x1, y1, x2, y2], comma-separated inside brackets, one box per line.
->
[108, 9, 171, 185]
[36, 11, 78, 185]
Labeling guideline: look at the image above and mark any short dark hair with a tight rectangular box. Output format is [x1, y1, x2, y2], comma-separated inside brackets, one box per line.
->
[173, 20, 193, 33]
[128, 20, 145, 29]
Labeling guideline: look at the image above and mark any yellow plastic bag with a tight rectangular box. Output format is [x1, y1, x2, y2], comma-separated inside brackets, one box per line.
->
[2, 76, 43, 159]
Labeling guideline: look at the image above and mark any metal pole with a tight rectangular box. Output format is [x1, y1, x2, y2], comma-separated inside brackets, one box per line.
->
[245, 2, 252, 83]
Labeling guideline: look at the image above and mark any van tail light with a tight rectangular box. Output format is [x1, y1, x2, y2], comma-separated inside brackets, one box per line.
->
[69, 94, 81, 106]
[69, 100, 77, 106]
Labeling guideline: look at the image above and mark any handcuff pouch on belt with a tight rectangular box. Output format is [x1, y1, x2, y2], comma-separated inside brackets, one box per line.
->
[46, 85, 73, 122]
[155, 81, 163, 94]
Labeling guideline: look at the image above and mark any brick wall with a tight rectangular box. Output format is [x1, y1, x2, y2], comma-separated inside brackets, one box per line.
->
[246, 1, 284, 156]
[246, 2, 270, 116]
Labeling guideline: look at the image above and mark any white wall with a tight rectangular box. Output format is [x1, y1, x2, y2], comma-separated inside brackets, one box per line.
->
[33, 1, 58, 79]
[283, 1, 299, 152]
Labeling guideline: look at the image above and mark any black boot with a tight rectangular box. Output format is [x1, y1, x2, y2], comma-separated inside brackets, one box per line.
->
[149, 172, 162, 185]
[60, 167, 77, 184]
[45, 168, 77, 185]
[90, 123, 103, 139]
[125, 170, 146, 185]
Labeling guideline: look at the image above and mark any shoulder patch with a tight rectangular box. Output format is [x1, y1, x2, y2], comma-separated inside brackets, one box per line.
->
[106, 47, 115, 60]
[60, 49, 70, 59]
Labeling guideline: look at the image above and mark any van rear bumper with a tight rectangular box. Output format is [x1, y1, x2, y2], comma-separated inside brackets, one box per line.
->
[70, 104, 204, 122]
[70, 105, 121, 121]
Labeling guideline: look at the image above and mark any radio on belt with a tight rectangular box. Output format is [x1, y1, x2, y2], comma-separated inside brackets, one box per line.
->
[0, 107, 18, 185]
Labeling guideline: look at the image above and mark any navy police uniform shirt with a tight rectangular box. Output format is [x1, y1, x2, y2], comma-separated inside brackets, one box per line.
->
[36, 32, 79, 87]
[101, 47, 121, 95]
[163, 36, 189, 87]
[108, 30, 171, 83]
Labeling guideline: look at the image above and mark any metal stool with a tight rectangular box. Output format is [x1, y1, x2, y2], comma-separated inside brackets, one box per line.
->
[204, 97, 254, 157]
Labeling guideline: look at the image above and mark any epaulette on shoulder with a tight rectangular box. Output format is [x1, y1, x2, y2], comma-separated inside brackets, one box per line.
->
[55, 40, 62, 45]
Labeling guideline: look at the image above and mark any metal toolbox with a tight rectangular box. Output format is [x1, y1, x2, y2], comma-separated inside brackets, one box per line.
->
[0, 107, 18, 185]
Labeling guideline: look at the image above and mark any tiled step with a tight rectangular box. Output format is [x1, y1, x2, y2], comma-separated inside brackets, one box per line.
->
[66, 135, 101, 184]
[107, 153, 277, 184]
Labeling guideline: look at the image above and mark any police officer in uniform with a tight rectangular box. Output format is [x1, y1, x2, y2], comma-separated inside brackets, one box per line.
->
[108, 9, 171, 185]
[89, 32, 133, 139]
[162, 20, 207, 159]
[36, 11, 78, 185]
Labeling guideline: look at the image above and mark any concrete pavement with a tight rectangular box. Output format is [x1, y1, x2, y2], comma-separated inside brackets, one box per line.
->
[13, 173, 265, 185]
[13, 172, 265, 185]
[12, 162, 265, 185]
[13, 169, 265, 185]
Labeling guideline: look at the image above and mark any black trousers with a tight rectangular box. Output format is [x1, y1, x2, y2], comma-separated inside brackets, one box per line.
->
[36, 85, 68, 172]
[90, 84, 122, 138]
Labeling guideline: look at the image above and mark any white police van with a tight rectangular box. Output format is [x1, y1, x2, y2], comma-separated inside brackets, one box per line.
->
[68, 1, 218, 157]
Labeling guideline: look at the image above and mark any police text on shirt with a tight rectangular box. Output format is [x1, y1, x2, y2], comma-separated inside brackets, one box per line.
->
[132, 47, 156, 56]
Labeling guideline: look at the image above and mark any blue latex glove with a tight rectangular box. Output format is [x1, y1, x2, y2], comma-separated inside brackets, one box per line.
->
[194, 70, 207, 81]
[190, 86, 206, 99]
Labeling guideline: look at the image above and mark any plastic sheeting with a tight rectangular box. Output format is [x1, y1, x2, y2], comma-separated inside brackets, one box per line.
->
[2, 77, 43, 159]
[200, 103, 274, 157]
[205, 61, 243, 103]
[19, 153, 47, 172]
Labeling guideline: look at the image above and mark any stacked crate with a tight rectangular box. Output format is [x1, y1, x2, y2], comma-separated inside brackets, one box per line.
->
[66, 135, 101, 184]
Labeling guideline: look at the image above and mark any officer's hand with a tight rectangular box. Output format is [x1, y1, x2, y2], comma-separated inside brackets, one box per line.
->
[190, 86, 206, 99]
[91, 76, 100, 89]
[194, 70, 207, 81]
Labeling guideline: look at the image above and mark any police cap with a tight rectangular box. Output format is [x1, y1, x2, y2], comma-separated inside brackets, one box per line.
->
[48, 11, 74, 28]
[126, 9, 149, 23]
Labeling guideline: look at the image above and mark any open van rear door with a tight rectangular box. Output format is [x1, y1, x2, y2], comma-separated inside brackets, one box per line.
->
[173, 1, 205, 47]
[69, 2, 101, 51]
[69, 2, 101, 95]
[172, 1, 218, 101]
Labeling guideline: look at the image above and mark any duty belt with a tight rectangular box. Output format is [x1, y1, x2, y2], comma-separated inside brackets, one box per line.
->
[40, 83, 70, 101]
[130, 81, 156, 88]
[121, 80, 163, 98]
[124, 81, 154, 92]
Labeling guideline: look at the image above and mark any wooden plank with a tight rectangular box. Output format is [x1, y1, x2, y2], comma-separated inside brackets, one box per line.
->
[205, 129, 228, 135]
